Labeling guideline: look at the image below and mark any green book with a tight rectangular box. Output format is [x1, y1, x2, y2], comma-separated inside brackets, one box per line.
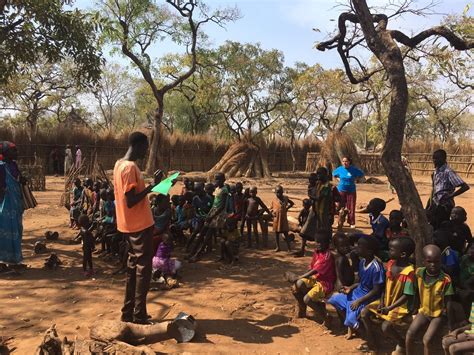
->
[151, 172, 180, 195]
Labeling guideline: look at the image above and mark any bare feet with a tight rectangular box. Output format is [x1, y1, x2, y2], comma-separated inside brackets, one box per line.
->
[345, 327, 355, 340]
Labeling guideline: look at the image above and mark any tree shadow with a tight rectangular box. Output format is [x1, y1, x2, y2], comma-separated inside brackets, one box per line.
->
[193, 315, 298, 344]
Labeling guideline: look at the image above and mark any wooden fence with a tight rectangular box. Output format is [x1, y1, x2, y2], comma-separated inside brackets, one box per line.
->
[306, 152, 474, 178]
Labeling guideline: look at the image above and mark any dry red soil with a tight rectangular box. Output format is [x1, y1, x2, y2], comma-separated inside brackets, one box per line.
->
[1, 175, 472, 354]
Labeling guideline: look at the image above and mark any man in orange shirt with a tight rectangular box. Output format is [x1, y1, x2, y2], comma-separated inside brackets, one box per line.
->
[114, 132, 163, 324]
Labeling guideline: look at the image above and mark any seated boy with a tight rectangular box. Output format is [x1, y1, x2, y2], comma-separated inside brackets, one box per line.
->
[333, 232, 355, 290]
[385, 209, 409, 239]
[287, 229, 336, 323]
[366, 198, 389, 253]
[458, 243, 474, 316]
[448, 206, 472, 255]
[218, 214, 241, 265]
[442, 323, 474, 355]
[327, 235, 385, 339]
[433, 229, 460, 281]
[360, 237, 416, 353]
[405, 244, 455, 355]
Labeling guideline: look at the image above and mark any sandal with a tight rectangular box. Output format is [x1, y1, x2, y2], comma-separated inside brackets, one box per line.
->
[356, 343, 371, 353]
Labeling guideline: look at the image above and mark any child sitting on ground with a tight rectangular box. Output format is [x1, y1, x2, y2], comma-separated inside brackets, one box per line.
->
[78, 214, 95, 277]
[405, 244, 455, 355]
[152, 233, 182, 281]
[327, 235, 385, 339]
[333, 232, 355, 290]
[287, 229, 335, 323]
[385, 209, 409, 239]
[69, 178, 83, 229]
[360, 237, 416, 353]
[270, 185, 295, 253]
[218, 215, 241, 264]
[181, 177, 194, 195]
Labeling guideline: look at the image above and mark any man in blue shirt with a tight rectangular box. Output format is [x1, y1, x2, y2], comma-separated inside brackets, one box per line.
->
[333, 157, 364, 228]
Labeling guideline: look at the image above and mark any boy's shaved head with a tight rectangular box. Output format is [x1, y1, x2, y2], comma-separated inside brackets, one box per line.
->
[423, 244, 441, 259]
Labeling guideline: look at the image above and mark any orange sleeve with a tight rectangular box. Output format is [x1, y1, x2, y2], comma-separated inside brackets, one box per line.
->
[121, 164, 138, 193]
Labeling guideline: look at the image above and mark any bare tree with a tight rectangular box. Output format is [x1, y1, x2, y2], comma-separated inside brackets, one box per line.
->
[99, 0, 238, 173]
[316, 0, 473, 262]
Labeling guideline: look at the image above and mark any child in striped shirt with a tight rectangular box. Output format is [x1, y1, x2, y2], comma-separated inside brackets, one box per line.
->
[405, 244, 455, 355]
[360, 237, 416, 353]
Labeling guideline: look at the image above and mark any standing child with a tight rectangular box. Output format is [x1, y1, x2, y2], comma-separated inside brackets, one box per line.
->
[333, 232, 355, 290]
[295, 168, 335, 257]
[78, 214, 95, 277]
[406, 244, 455, 355]
[298, 199, 312, 229]
[70, 178, 83, 228]
[270, 185, 295, 252]
[243, 186, 271, 249]
[287, 229, 336, 322]
[187, 183, 212, 252]
[188, 173, 228, 262]
[361, 237, 416, 353]
[81, 178, 95, 217]
[327, 235, 385, 339]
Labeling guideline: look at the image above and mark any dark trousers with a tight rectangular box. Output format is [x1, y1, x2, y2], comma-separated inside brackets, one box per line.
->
[52, 160, 60, 175]
[121, 226, 154, 321]
[83, 249, 93, 271]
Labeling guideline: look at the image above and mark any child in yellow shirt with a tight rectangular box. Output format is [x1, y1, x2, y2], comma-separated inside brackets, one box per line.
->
[360, 237, 416, 353]
[405, 244, 455, 355]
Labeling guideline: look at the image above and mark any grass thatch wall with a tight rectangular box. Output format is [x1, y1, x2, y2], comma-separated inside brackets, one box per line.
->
[0, 127, 320, 174]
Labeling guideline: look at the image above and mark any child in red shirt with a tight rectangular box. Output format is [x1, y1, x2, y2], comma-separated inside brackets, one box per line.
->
[287, 229, 336, 321]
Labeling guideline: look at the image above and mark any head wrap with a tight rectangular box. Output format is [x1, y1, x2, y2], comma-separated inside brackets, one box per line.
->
[0, 141, 16, 161]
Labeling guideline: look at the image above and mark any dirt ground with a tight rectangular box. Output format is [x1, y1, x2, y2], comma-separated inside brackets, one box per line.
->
[1, 174, 473, 354]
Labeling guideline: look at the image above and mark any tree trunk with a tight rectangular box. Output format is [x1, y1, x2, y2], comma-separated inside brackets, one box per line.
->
[290, 136, 296, 172]
[351, 1, 433, 263]
[146, 96, 164, 175]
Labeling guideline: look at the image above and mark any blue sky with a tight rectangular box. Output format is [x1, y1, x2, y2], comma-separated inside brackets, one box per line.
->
[75, 0, 470, 68]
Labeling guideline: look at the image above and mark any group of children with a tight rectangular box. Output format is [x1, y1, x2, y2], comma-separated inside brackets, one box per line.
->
[66, 170, 474, 353]
[287, 196, 473, 354]
[67, 172, 309, 281]
[69, 177, 122, 277]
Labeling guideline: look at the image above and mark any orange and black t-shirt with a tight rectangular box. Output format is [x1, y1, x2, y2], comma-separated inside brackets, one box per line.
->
[113, 160, 154, 234]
